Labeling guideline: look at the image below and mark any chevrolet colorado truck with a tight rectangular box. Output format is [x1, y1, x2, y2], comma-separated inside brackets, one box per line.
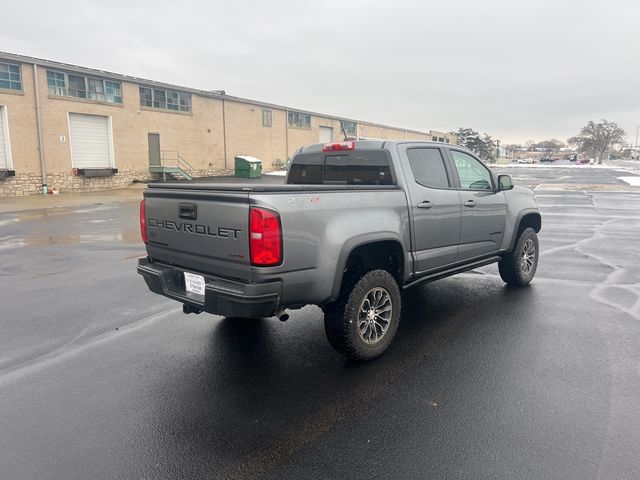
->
[138, 140, 541, 361]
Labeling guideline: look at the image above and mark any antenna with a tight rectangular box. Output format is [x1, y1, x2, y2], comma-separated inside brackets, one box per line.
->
[340, 121, 348, 141]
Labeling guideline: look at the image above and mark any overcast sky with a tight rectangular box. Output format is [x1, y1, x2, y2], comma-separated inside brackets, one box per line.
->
[2, 0, 639, 144]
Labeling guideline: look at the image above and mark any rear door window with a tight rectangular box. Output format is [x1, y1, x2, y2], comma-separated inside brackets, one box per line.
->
[407, 148, 450, 188]
[288, 151, 394, 185]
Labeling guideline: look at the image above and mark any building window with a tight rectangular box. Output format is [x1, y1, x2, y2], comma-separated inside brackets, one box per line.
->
[340, 120, 357, 136]
[432, 136, 438, 141]
[139, 87, 153, 107]
[46, 70, 122, 104]
[87, 78, 104, 101]
[438, 137, 445, 142]
[288, 112, 311, 129]
[104, 81, 122, 103]
[139, 86, 191, 113]
[47, 71, 66, 96]
[262, 110, 272, 127]
[0, 62, 22, 91]
[154, 89, 167, 109]
[68, 74, 87, 98]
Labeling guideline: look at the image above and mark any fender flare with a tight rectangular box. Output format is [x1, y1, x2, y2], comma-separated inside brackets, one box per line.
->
[329, 233, 408, 301]
[506, 209, 542, 252]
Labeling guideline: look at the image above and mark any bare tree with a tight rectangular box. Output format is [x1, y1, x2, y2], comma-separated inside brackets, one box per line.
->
[568, 120, 626, 164]
[533, 139, 565, 157]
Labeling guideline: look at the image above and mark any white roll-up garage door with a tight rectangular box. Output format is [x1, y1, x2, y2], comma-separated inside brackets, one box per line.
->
[319, 126, 333, 144]
[68, 113, 112, 168]
[0, 106, 9, 170]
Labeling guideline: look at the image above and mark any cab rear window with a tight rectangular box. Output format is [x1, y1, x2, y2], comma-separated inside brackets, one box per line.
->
[287, 150, 394, 185]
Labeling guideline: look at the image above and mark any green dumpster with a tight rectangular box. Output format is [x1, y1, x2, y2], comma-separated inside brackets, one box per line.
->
[234, 155, 262, 178]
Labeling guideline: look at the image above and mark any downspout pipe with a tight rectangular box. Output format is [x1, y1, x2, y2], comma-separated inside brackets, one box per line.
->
[221, 95, 228, 170]
[285, 110, 289, 161]
[32, 63, 47, 194]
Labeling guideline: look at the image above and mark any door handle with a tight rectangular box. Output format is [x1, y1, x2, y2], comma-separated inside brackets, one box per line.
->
[178, 202, 198, 219]
[417, 201, 433, 209]
[464, 200, 476, 207]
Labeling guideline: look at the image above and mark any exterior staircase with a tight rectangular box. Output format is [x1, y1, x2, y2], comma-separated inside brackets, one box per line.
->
[149, 151, 194, 181]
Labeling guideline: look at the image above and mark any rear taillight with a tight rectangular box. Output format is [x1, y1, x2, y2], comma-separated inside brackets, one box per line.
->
[140, 199, 148, 244]
[322, 141, 355, 152]
[249, 207, 282, 266]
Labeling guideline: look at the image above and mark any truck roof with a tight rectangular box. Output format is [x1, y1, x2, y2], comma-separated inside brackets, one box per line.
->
[295, 140, 462, 155]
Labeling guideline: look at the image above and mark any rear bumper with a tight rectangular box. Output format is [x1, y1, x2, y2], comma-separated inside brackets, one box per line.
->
[137, 258, 281, 318]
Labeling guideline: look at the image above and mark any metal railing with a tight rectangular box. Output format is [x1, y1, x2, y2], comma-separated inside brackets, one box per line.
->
[159, 150, 194, 179]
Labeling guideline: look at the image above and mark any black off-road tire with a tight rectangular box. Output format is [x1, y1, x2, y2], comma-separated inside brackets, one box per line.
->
[323, 269, 401, 361]
[499, 227, 539, 286]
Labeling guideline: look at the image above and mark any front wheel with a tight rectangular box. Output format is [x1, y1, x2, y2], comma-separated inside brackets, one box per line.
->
[498, 227, 539, 286]
[323, 269, 401, 361]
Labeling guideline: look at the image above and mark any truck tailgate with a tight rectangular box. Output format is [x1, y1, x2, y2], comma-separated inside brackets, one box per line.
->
[143, 188, 252, 282]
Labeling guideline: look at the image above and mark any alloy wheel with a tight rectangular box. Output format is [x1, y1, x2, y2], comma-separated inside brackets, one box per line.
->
[357, 287, 393, 344]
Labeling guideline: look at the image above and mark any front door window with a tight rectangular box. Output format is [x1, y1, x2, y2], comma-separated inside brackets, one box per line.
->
[450, 150, 493, 190]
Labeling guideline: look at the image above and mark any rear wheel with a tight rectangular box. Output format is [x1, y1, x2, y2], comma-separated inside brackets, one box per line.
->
[498, 227, 539, 286]
[323, 269, 401, 361]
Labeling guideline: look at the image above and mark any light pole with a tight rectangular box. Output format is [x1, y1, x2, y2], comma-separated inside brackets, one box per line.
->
[635, 125, 639, 170]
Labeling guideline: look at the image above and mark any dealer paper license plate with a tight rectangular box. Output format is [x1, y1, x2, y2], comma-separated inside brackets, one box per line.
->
[184, 271, 205, 296]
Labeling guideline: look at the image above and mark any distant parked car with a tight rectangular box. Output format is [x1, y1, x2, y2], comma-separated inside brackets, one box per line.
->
[539, 157, 555, 163]
[517, 158, 534, 164]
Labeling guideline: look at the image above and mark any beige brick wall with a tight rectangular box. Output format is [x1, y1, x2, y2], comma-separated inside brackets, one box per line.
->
[357, 123, 432, 142]
[429, 130, 457, 144]
[407, 131, 432, 141]
[0, 63, 41, 174]
[0, 58, 448, 196]
[0, 64, 230, 194]
[36, 68, 226, 174]
[224, 102, 287, 169]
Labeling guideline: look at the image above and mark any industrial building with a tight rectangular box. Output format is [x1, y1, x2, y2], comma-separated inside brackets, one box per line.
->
[0, 52, 456, 196]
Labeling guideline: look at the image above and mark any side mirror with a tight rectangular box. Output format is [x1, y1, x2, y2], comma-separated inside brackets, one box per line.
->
[498, 174, 514, 191]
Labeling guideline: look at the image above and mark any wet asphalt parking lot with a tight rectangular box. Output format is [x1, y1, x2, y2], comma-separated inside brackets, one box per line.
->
[1, 165, 639, 479]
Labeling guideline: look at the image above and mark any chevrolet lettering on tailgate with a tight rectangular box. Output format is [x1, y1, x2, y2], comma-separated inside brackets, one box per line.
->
[148, 219, 242, 239]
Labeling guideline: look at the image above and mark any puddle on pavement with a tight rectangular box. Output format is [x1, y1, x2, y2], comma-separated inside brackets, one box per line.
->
[0, 227, 142, 249]
[12, 208, 77, 222]
[4, 204, 118, 223]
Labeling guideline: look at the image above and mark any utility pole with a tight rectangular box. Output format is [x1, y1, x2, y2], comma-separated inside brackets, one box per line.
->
[635, 125, 639, 171]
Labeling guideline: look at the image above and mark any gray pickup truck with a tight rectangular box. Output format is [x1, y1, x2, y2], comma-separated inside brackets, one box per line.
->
[138, 140, 541, 361]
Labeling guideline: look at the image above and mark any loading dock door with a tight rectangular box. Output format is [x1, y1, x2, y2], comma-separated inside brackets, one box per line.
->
[68, 113, 112, 168]
[319, 126, 333, 144]
[0, 106, 8, 170]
